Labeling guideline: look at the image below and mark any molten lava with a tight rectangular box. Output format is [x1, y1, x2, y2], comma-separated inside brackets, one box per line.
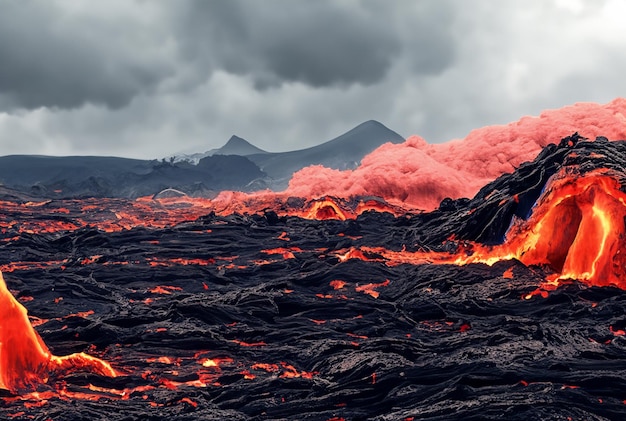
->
[0, 272, 117, 394]
[347, 170, 626, 291]
[442, 170, 626, 290]
[496, 171, 626, 287]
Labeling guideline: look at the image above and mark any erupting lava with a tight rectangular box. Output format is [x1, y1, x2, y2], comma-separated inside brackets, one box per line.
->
[493, 171, 626, 287]
[453, 170, 626, 289]
[0, 272, 117, 394]
[349, 168, 626, 291]
[3, 157, 623, 395]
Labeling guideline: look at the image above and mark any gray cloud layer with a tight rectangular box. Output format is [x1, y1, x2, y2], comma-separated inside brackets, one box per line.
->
[0, 1, 172, 110]
[0, 0, 456, 109]
[175, 0, 456, 88]
[0, 0, 625, 158]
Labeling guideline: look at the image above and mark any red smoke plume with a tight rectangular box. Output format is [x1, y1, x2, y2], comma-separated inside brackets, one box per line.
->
[285, 98, 626, 210]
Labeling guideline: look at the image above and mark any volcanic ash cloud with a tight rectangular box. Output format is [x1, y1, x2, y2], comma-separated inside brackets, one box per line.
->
[286, 98, 626, 211]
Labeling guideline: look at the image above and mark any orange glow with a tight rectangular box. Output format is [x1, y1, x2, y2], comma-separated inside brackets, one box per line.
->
[480, 171, 626, 288]
[502, 267, 514, 279]
[250, 362, 316, 379]
[355, 279, 390, 298]
[0, 260, 67, 274]
[261, 247, 304, 259]
[198, 356, 233, 367]
[178, 397, 198, 407]
[0, 192, 414, 246]
[337, 171, 626, 292]
[355, 198, 404, 215]
[149, 285, 183, 295]
[0, 272, 117, 394]
[1, 385, 156, 406]
[330, 280, 347, 290]
[146, 356, 179, 365]
[231, 339, 267, 347]
[335, 248, 384, 263]
[3, 148, 626, 409]
[251, 363, 280, 372]
[300, 198, 352, 220]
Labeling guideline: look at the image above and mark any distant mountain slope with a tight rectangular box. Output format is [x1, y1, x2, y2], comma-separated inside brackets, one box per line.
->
[0, 155, 267, 199]
[0, 120, 404, 198]
[248, 120, 404, 189]
[0, 155, 152, 185]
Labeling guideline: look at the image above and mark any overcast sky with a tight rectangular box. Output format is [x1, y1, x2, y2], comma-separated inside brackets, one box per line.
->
[0, 0, 625, 159]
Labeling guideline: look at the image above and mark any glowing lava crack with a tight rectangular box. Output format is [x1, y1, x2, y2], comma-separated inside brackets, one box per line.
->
[0, 272, 117, 394]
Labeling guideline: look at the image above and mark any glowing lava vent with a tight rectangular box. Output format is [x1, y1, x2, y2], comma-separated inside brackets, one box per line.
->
[0, 272, 117, 394]
[463, 170, 626, 287]
[351, 136, 626, 291]
[512, 172, 625, 284]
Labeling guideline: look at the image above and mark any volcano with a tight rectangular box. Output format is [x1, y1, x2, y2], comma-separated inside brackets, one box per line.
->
[246, 120, 405, 189]
[3, 102, 626, 420]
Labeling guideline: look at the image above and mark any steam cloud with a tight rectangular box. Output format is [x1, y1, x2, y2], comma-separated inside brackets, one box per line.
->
[284, 98, 626, 210]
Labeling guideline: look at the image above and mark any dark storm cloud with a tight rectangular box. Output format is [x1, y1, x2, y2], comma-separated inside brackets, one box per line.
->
[3, 1, 623, 160]
[0, 1, 172, 110]
[176, 0, 456, 89]
[0, 0, 458, 113]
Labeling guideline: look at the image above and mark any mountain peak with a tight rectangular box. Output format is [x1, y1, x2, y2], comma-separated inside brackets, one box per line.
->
[343, 120, 400, 137]
[246, 120, 406, 189]
[358, 119, 385, 128]
[224, 135, 250, 147]
[216, 135, 268, 156]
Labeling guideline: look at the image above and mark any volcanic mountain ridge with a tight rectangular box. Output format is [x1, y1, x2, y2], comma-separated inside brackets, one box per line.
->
[0, 120, 403, 200]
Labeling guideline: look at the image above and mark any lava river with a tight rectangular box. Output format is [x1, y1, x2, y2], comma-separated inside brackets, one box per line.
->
[3, 134, 626, 420]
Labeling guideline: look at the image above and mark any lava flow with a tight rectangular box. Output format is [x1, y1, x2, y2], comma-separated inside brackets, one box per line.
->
[348, 169, 626, 291]
[4, 131, 626, 419]
[0, 272, 117, 394]
[489, 170, 626, 287]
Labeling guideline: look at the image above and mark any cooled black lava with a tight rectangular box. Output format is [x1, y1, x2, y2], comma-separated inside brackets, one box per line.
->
[2, 135, 626, 421]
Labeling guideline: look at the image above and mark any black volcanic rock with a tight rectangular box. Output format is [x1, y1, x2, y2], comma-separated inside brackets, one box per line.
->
[248, 120, 405, 189]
